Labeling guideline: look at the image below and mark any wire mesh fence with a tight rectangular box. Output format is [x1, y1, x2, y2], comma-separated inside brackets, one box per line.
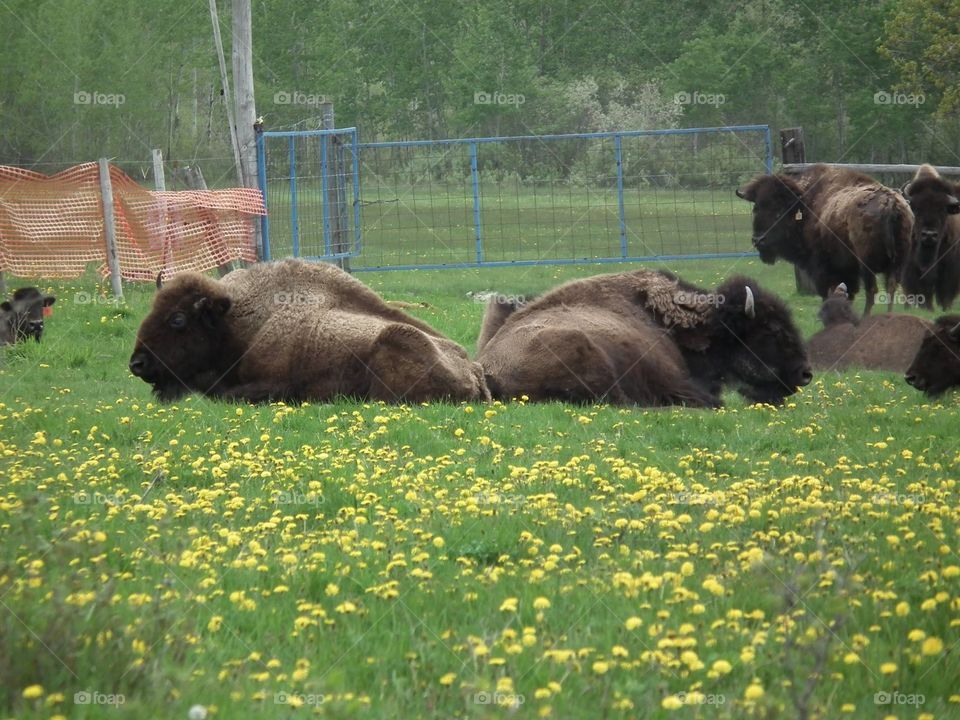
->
[258, 124, 772, 270]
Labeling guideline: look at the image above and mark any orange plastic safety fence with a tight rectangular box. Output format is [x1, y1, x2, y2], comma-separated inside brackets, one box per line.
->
[0, 162, 265, 281]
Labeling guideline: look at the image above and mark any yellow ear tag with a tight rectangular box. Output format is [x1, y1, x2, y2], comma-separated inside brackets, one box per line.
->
[794, 209, 803, 221]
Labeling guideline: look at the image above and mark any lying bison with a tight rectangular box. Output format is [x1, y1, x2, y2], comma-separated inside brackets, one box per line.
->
[129, 259, 489, 403]
[1, 287, 56, 345]
[900, 164, 960, 311]
[807, 283, 932, 372]
[737, 163, 913, 316]
[477, 269, 812, 407]
[905, 316, 960, 395]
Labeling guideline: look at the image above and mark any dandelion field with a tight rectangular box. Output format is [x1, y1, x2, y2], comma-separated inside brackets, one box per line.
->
[1, 259, 958, 719]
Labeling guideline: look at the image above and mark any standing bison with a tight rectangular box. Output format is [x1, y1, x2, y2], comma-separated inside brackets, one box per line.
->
[807, 284, 932, 372]
[477, 269, 811, 407]
[1, 287, 56, 345]
[129, 259, 489, 403]
[900, 164, 960, 310]
[737, 164, 913, 316]
[905, 316, 960, 395]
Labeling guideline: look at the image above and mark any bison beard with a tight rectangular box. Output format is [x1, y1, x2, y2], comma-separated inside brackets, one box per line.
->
[905, 315, 960, 395]
[477, 269, 811, 407]
[737, 164, 912, 317]
[129, 260, 490, 404]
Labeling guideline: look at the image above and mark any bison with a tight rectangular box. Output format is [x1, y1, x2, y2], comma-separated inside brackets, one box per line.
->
[905, 315, 960, 395]
[129, 259, 490, 403]
[737, 163, 913, 316]
[1, 287, 56, 345]
[900, 164, 960, 310]
[476, 269, 812, 407]
[807, 283, 932, 372]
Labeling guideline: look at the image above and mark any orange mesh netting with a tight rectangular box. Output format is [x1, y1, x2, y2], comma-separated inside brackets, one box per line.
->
[0, 162, 265, 281]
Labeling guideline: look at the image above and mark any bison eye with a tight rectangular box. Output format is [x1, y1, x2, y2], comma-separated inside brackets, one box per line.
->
[168, 312, 188, 330]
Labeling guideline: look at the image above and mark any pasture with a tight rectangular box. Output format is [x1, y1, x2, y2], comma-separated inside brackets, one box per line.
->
[1, 258, 958, 719]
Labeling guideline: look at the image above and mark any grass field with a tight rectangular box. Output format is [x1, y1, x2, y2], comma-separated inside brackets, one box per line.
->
[1, 257, 959, 719]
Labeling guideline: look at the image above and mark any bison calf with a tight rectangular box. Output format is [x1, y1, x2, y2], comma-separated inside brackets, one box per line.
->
[905, 315, 960, 395]
[900, 164, 960, 311]
[129, 259, 489, 404]
[1, 287, 56, 345]
[477, 269, 811, 407]
[737, 164, 912, 316]
[808, 284, 932, 372]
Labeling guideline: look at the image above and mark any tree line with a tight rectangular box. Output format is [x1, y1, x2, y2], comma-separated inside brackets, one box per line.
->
[0, 0, 957, 182]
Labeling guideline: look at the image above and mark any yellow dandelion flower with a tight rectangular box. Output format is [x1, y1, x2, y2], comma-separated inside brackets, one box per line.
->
[661, 695, 683, 710]
[439, 672, 456, 686]
[22, 685, 43, 700]
[533, 597, 551, 610]
[744, 684, 764, 700]
[500, 597, 519, 612]
[922, 637, 944, 655]
[880, 662, 897, 674]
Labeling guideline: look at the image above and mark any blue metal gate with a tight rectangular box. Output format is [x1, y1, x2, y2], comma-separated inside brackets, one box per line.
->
[256, 127, 361, 261]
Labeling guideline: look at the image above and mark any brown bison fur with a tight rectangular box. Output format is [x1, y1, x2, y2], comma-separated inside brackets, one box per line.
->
[129, 259, 490, 403]
[905, 314, 960, 395]
[737, 163, 913, 317]
[808, 289, 932, 372]
[1, 287, 56, 344]
[901, 165, 960, 311]
[477, 269, 812, 407]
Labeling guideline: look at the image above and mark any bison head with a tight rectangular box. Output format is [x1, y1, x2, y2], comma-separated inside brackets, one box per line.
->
[905, 315, 960, 396]
[712, 277, 812, 404]
[736, 175, 807, 265]
[129, 275, 236, 401]
[817, 283, 858, 328]
[903, 174, 960, 272]
[1, 287, 56, 343]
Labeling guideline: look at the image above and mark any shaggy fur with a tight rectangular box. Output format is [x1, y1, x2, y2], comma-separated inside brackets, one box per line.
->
[130, 259, 490, 403]
[901, 165, 960, 310]
[1, 287, 56, 344]
[737, 164, 913, 316]
[477, 269, 811, 407]
[808, 290, 932, 372]
[905, 315, 960, 395]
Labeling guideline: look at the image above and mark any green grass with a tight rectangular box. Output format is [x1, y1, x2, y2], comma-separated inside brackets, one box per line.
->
[1, 259, 958, 720]
[262, 184, 753, 268]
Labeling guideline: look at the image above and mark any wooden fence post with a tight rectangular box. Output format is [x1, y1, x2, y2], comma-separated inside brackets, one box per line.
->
[98, 158, 123, 298]
[152, 149, 175, 280]
[321, 101, 350, 272]
[780, 128, 817, 296]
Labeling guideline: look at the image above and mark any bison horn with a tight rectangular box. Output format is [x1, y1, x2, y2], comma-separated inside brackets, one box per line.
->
[155, 272, 163, 290]
[951, 321, 960, 342]
[744, 286, 756, 319]
[835, 282, 848, 296]
[947, 195, 960, 214]
[735, 188, 746, 199]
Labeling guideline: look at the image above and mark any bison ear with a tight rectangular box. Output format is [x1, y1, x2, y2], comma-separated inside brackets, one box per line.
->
[193, 296, 231, 326]
[744, 286, 756, 320]
[42, 295, 56, 307]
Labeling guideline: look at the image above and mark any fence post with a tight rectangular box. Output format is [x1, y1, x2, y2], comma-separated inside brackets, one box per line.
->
[288, 135, 300, 258]
[780, 127, 817, 296]
[614, 134, 627, 258]
[255, 126, 270, 261]
[470, 142, 483, 264]
[152, 149, 173, 279]
[321, 102, 350, 272]
[98, 159, 123, 298]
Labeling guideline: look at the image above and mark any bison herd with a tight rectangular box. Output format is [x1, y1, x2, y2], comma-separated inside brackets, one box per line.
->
[4, 162, 960, 405]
